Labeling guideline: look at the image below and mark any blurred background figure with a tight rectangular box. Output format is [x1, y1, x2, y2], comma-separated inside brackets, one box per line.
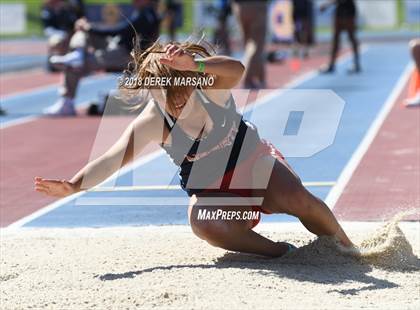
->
[44, 0, 161, 116]
[320, 0, 361, 74]
[213, 0, 232, 55]
[405, 39, 420, 107]
[41, 0, 85, 72]
[232, 0, 268, 89]
[292, 0, 314, 59]
[163, 0, 182, 42]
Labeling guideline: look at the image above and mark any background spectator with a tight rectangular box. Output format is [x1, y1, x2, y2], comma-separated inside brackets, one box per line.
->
[232, 0, 268, 89]
[213, 0, 232, 56]
[41, 0, 85, 71]
[163, 0, 183, 42]
[44, 0, 160, 116]
[292, 0, 314, 59]
[320, 0, 361, 74]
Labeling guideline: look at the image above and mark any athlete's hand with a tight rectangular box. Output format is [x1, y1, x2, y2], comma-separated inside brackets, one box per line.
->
[159, 44, 196, 71]
[34, 177, 77, 198]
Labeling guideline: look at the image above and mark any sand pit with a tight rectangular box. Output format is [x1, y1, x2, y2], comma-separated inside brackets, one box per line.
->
[1, 220, 419, 310]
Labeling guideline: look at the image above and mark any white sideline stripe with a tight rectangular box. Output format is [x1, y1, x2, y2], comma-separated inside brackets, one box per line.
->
[1, 222, 417, 239]
[0, 115, 38, 129]
[0, 73, 111, 101]
[5, 48, 359, 229]
[4, 150, 164, 230]
[87, 181, 336, 192]
[74, 197, 264, 206]
[0, 83, 60, 102]
[0, 100, 98, 129]
[325, 63, 414, 209]
[0, 74, 116, 130]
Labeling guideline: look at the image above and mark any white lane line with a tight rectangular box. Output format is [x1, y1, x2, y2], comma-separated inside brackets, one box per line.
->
[0, 73, 111, 101]
[4, 150, 164, 230]
[0, 115, 38, 129]
[86, 181, 336, 192]
[5, 48, 359, 229]
[0, 100, 98, 129]
[75, 197, 264, 207]
[325, 63, 414, 209]
[0, 74, 117, 129]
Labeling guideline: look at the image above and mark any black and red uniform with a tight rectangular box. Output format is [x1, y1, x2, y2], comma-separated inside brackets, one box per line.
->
[153, 89, 284, 227]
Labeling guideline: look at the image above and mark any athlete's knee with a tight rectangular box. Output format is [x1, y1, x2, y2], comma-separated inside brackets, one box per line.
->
[282, 183, 313, 218]
[190, 215, 212, 240]
[190, 218, 229, 247]
[189, 209, 239, 248]
[189, 203, 217, 238]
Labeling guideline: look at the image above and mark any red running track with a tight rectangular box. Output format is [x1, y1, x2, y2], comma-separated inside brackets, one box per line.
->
[0, 40, 47, 56]
[335, 79, 420, 221]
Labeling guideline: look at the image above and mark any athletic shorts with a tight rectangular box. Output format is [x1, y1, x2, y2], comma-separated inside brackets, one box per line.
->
[197, 139, 285, 228]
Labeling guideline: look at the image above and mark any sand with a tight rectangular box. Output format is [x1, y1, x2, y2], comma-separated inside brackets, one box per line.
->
[1, 219, 419, 310]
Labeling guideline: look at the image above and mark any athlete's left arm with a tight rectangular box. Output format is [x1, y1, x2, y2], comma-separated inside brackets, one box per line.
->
[192, 56, 245, 107]
[159, 44, 245, 105]
[159, 44, 245, 88]
[195, 56, 245, 89]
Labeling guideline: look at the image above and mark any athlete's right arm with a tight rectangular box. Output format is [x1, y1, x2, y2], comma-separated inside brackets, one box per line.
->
[34, 102, 164, 198]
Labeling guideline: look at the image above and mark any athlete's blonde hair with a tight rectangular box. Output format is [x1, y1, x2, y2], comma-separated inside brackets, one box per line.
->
[120, 38, 215, 115]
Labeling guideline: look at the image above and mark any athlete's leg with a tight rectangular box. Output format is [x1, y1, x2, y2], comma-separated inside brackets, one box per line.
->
[253, 155, 353, 247]
[188, 195, 291, 257]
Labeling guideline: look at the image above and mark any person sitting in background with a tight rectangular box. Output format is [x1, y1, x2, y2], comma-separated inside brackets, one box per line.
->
[406, 39, 420, 107]
[320, 0, 361, 74]
[44, 0, 160, 116]
[41, 0, 85, 71]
